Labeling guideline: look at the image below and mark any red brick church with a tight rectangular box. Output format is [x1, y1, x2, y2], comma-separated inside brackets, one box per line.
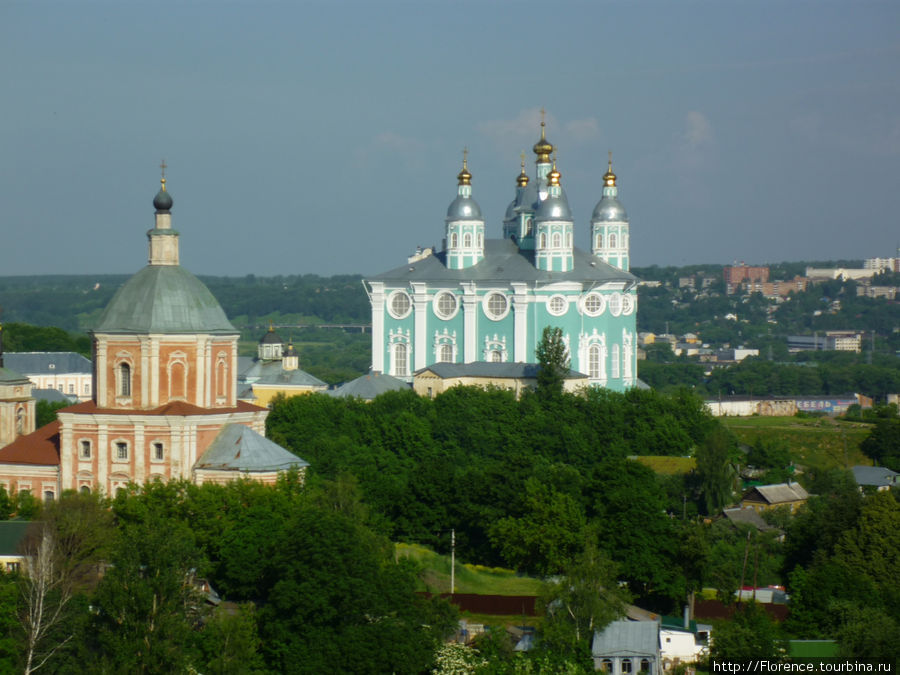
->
[0, 172, 306, 499]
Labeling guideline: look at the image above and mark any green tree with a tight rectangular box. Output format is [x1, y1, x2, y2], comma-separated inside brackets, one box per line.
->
[197, 604, 265, 675]
[489, 478, 587, 576]
[709, 602, 782, 661]
[90, 518, 206, 673]
[540, 538, 628, 663]
[694, 427, 737, 515]
[860, 419, 900, 471]
[35, 400, 68, 428]
[535, 326, 569, 400]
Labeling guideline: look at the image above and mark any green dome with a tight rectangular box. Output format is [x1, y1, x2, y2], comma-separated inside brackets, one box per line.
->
[93, 265, 236, 334]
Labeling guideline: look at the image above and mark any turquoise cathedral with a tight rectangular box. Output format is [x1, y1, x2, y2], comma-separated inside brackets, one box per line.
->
[365, 121, 638, 391]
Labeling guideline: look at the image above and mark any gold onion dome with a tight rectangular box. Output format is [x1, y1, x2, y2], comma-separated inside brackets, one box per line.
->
[603, 152, 617, 187]
[516, 153, 529, 187]
[533, 122, 554, 162]
[548, 156, 561, 186]
[457, 150, 472, 186]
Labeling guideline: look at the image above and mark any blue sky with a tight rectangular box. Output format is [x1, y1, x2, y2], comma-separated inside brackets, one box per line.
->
[3, 0, 899, 277]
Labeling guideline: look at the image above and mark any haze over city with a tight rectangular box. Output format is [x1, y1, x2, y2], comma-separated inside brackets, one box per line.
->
[3, 0, 899, 277]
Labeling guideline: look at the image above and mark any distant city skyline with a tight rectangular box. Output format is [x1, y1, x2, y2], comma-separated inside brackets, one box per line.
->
[3, 1, 899, 278]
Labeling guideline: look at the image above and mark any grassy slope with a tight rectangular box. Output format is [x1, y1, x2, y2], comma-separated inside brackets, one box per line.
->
[396, 543, 543, 596]
[721, 416, 872, 472]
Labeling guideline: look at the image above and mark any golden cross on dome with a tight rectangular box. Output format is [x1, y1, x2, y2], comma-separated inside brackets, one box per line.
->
[608, 150, 613, 170]
[160, 159, 168, 190]
[462, 147, 468, 169]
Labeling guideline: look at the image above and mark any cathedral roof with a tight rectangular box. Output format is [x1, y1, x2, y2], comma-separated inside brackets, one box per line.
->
[446, 195, 483, 220]
[59, 400, 265, 416]
[0, 420, 61, 466]
[0, 367, 31, 386]
[327, 371, 410, 399]
[370, 238, 637, 285]
[93, 265, 236, 334]
[194, 423, 308, 473]
[592, 195, 628, 222]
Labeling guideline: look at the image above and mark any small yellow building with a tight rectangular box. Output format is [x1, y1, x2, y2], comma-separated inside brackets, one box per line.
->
[413, 362, 588, 399]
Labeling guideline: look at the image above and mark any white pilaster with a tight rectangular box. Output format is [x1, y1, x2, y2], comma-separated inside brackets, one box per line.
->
[511, 283, 529, 362]
[370, 283, 385, 373]
[461, 283, 478, 363]
[412, 283, 428, 372]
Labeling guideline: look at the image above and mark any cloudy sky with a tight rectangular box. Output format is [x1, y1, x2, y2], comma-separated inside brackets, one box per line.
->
[3, 0, 899, 277]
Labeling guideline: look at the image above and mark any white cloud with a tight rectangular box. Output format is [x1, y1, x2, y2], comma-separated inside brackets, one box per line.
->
[354, 131, 427, 170]
[565, 117, 601, 142]
[683, 111, 714, 149]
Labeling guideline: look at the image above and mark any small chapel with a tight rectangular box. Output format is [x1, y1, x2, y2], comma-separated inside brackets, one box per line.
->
[0, 170, 306, 499]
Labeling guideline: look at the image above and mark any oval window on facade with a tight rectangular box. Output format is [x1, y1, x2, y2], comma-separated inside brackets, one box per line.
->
[433, 291, 459, 320]
[582, 292, 606, 317]
[483, 292, 510, 320]
[608, 292, 622, 317]
[622, 293, 635, 316]
[387, 290, 412, 319]
[546, 294, 568, 317]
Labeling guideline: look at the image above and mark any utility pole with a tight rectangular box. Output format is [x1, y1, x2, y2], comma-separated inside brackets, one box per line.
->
[450, 528, 455, 596]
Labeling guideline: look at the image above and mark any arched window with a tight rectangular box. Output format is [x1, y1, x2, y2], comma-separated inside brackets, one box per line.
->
[525, 217, 533, 235]
[450, 233, 458, 248]
[463, 233, 472, 247]
[622, 659, 633, 674]
[640, 659, 651, 674]
[609, 233, 617, 248]
[79, 485, 91, 495]
[612, 344, 621, 379]
[393, 343, 408, 377]
[438, 344, 453, 363]
[118, 363, 131, 397]
[16, 407, 25, 435]
[588, 344, 601, 379]
[539, 233, 547, 248]
[489, 350, 503, 362]
[596, 233, 603, 249]
[552, 233, 561, 248]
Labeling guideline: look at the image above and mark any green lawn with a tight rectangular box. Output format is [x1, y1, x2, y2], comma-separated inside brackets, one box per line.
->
[633, 455, 697, 475]
[396, 543, 543, 596]
[722, 416, 872, 472]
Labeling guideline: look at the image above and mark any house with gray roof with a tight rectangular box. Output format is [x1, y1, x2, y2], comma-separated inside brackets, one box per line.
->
[2, 352, 92, 401]
[592, 620, 661, 675]
[851, 465, 899, 491]
[327, 371, 411, 400]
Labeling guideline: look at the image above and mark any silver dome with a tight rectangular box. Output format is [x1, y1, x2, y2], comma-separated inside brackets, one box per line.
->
[535, 193, 572, 222]
[592, 196, 628, 222]
[446, 195, 483, 220]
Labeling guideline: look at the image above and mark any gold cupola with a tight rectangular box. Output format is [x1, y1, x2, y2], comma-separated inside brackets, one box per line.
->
[457, 148, 472, 186]
[548, 155, 561, 186]
[603, 151, 617, 187]
[516, 152, 529, 187]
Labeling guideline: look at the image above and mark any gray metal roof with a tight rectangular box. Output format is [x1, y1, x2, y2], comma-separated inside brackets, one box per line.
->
[535, 192, 573, 222]
[32, 388, 74, 403]
[723, 507, 777, 532]
[369, 238, 636, 285]
[592, 195, 628, 222]
[327, 371, 411, 399]
[852, 465, 899, 488]
[252, 368, 327, 388]
[194, 423, 308, 473]
[416, 361, 588, 380]
[446, 195, 483, 221]
[747, 482, 809, 504]
[0, 366, 31, 385]
[3, 352, 91, 375]
[592, 620, 659, 658]
[93, 265, 236, 334]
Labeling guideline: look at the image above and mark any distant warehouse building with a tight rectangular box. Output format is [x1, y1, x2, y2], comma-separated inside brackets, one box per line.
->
[705, 394, 871, 417]
[787, 331, 862, 353]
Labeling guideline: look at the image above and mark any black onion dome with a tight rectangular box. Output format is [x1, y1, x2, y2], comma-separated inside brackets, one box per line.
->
[153, 187, 173, 213]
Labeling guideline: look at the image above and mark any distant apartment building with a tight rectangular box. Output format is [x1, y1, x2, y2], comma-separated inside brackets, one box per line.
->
[864, 257, 899, 273]
[787, 331, 863, 353]
[724, 264, 769, 294]
[748, 277, 808, 298]
[805, 266, 879, 282]
[856, 284, 897, 300]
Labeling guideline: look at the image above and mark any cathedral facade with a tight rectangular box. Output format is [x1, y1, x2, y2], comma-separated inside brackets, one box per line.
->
[365, 122, 638, 391]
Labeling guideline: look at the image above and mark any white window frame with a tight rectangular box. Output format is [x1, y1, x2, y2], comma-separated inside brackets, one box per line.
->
[482, 292, 511, 321]
[433, 291, 459, 320]
[546, 294, 568, 317]
[387, 290, 413, 320]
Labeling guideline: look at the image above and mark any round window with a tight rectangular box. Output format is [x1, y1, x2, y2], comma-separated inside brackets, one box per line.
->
[546, 294, 568, 317]
[433, 291, 459, 319]
[608, 293, 622, 317]
[483, 292, 510, 320]
[388, 290, 412, 319]
[582, 293, 605, 317]
[622, 293, 635, 316]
